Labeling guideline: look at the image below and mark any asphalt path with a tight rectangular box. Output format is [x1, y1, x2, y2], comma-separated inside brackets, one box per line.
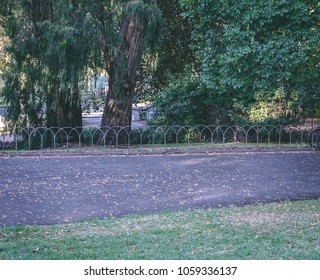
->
[0, 151, 320, 227]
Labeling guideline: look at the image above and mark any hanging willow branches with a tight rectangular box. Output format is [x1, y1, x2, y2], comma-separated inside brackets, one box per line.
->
[1, 0, 161, 129]
[1, 0, 94, 127]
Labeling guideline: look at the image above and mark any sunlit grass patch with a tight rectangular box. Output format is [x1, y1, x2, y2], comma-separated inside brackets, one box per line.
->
[0, 199, 319, 260]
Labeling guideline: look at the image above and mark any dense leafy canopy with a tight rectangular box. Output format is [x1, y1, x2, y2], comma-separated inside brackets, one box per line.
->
[151, 71, 209, 125]
[1, 0, 319, 128]
[134, 0, 194, 103]
[153, 0, 195, 87]
[177, 0, 320, 123]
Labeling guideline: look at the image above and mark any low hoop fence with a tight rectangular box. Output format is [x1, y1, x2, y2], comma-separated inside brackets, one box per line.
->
[0, 125, 319, 151]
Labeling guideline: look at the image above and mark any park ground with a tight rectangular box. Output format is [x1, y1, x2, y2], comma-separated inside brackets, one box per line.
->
[0, 150, 319, 259]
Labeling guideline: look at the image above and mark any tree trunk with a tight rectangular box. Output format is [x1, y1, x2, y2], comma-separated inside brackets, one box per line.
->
[100, 88, 132, 128]
[66, 86, 82, 128]
[47, 86, 82, 128]
[98, 12, 144, 145]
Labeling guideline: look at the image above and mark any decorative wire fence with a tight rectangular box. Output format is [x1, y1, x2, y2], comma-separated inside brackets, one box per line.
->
[0, 125, 320, 151]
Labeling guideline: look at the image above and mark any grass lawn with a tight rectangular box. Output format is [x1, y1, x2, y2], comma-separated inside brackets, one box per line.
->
[0, 199, 319, 260]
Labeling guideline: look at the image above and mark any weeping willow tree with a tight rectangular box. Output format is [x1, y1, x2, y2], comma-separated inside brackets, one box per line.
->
[1, 0, 92, 128]
[98, 0, 162, 138]
[1, 0, 161, 131]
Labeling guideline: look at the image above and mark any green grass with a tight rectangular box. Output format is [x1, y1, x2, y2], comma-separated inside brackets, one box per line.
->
[0, 141, 311, 157]
[0, 199, 319, 260]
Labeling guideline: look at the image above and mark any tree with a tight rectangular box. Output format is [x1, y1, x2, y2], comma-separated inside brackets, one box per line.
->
[0, 28, 9, 102]
[1, 0, 92, 128]
[180, 0, 320, 123]
[97, 1, 162, 133]
[1, 0, 162, 132]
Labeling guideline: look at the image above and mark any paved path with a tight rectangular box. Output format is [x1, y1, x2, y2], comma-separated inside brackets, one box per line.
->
[0, 151, 320, 227]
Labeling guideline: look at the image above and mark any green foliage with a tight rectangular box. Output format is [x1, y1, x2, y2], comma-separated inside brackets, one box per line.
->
[247, 88, 303, 125]
[2, 0, 319, 127]
[154, 0, 195, 85]
[135, 0, 195, 103]
[152, 71, 209, 125]
[125, 1, 162, 53]
[1, 0, 94, 127]
[1, 0, 162, 128]
[179, 0, 320, 124]
[81, 127, 100, 145]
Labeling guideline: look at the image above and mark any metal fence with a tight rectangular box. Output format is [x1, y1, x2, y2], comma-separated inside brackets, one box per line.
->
[1, 125, 320, 151]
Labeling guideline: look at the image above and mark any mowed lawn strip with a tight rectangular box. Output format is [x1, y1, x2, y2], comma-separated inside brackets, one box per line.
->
[0, 199, 319, 260]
